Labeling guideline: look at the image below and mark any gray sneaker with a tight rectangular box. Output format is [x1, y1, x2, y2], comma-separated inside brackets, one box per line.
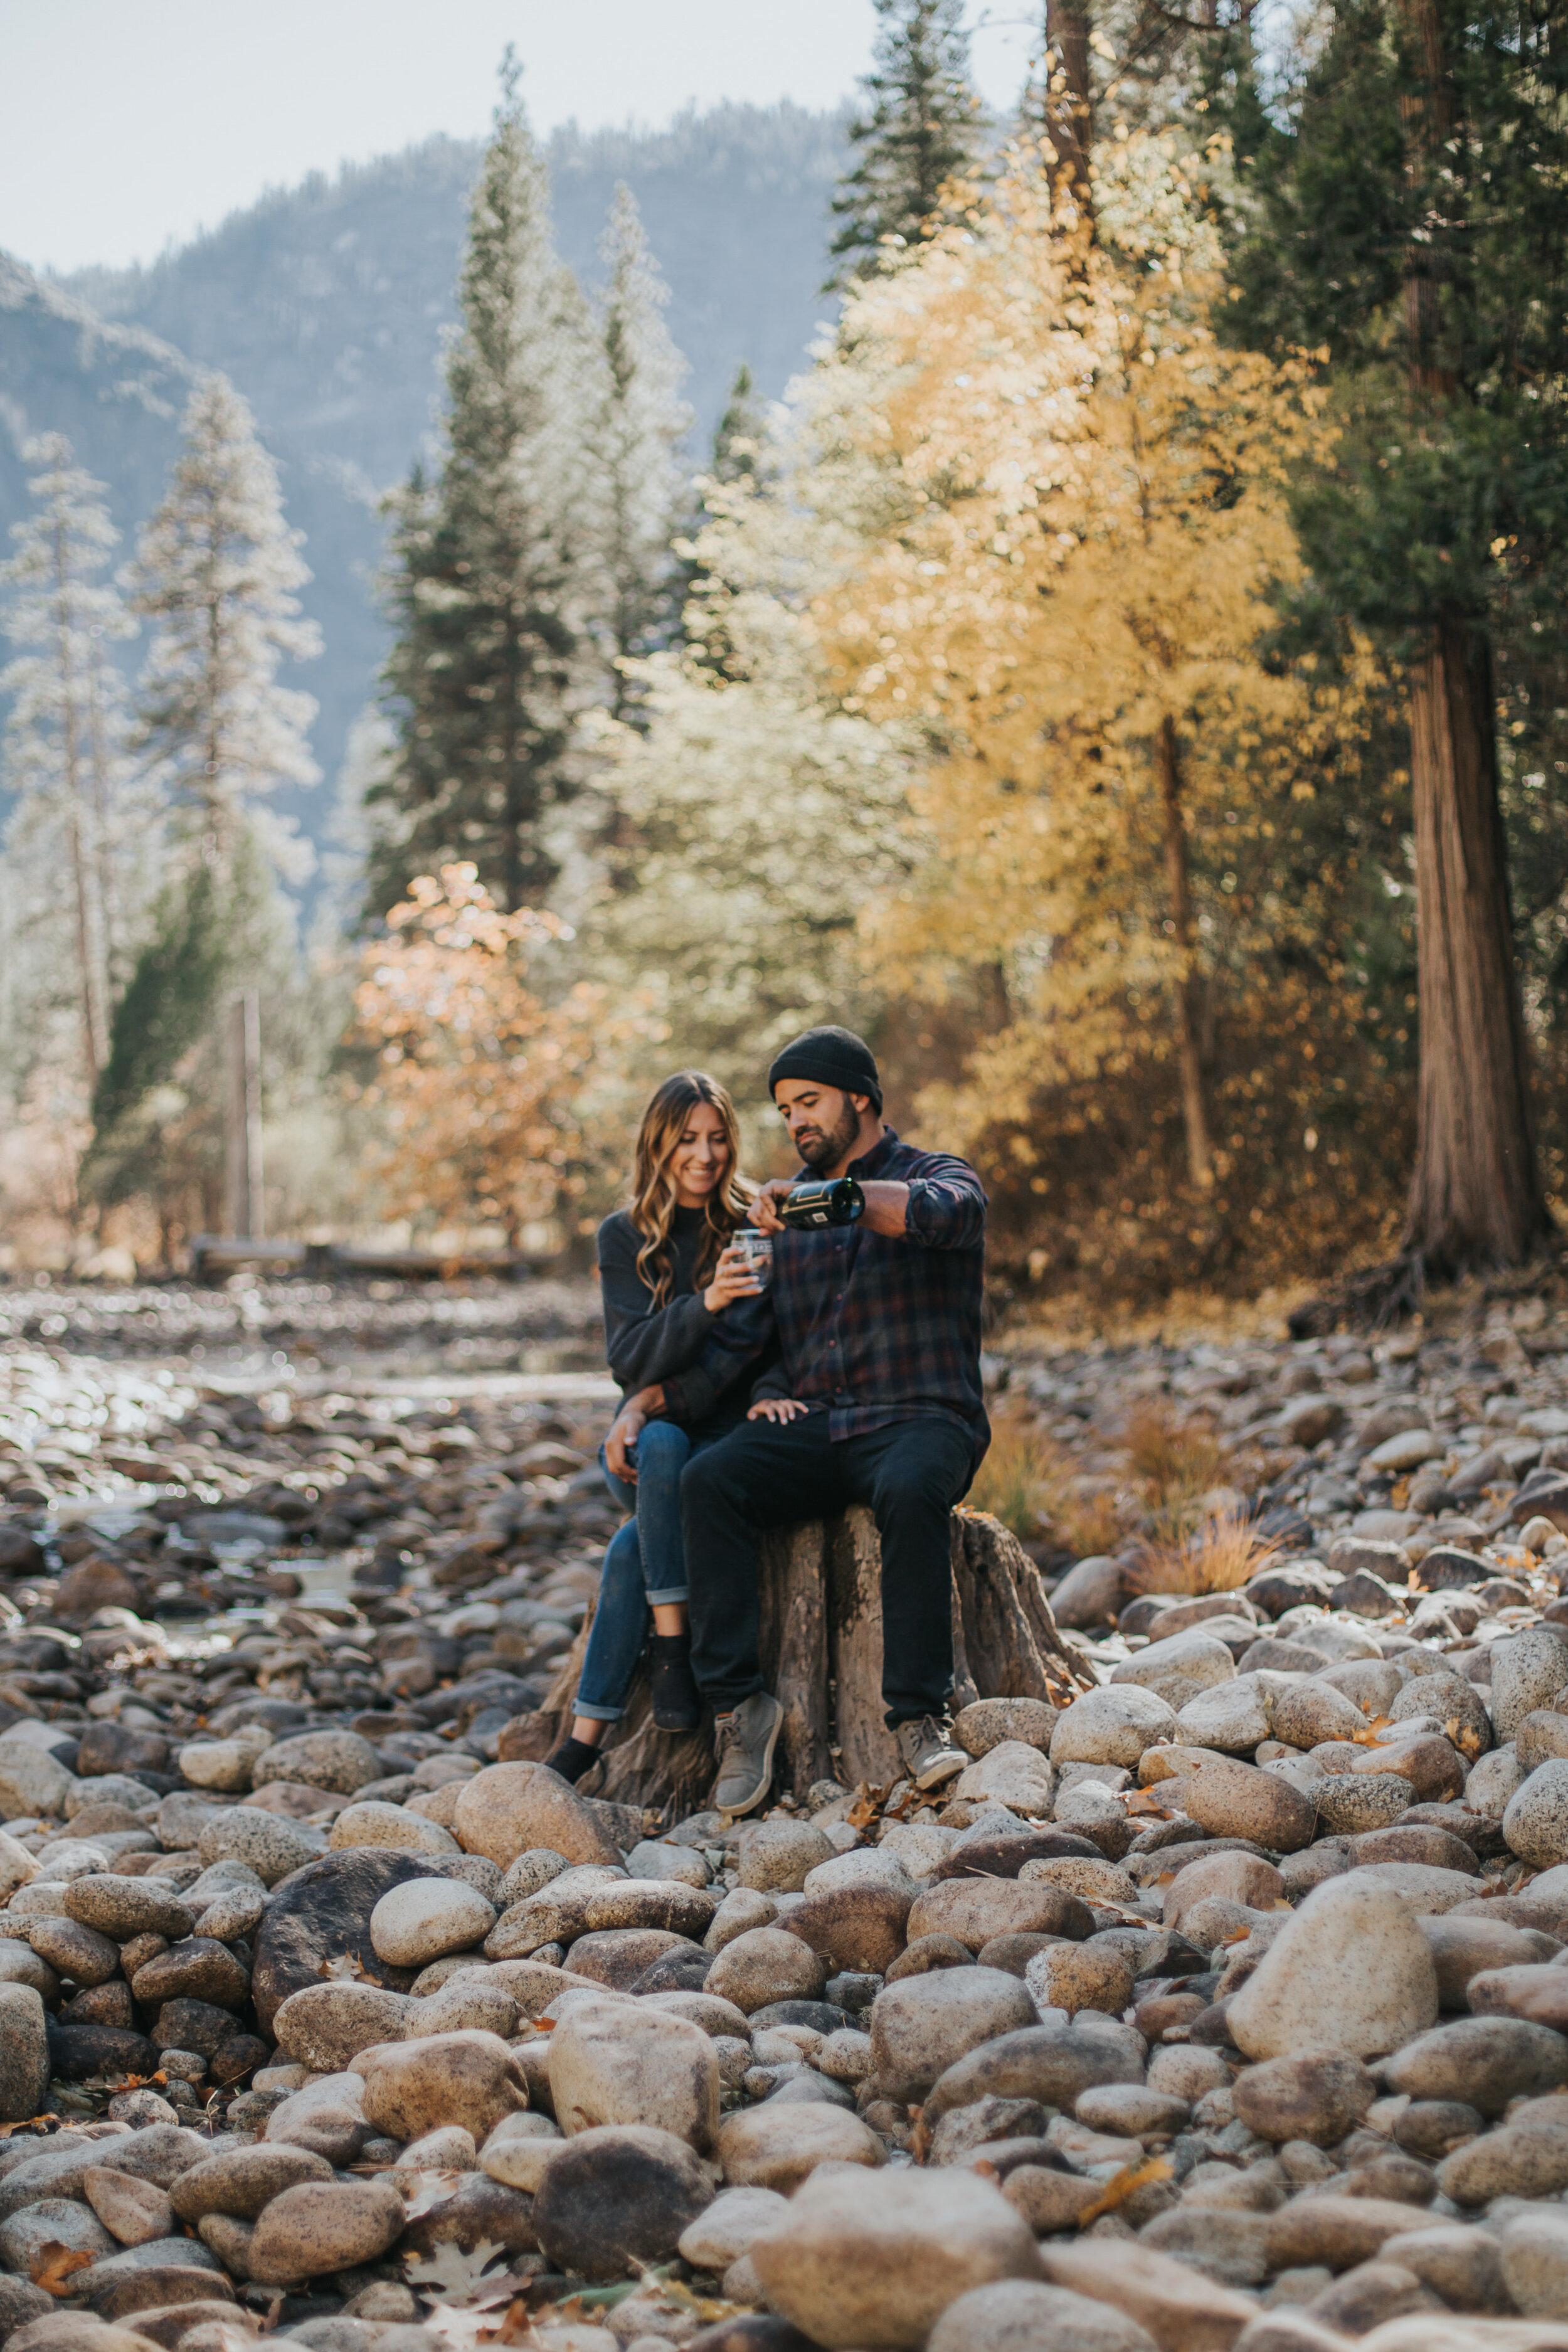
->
[894, 1714, 968, 1791]
[711, 1690, 785, 1816]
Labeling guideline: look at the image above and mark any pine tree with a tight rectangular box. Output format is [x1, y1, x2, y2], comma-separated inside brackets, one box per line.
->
[129, 376, 320, 880]
[593, 183, 691, 723]
[826, 0, 983, 289]
[0, 434, 147, 1091]
[369, 58, 603, 915]
[711, 364, 765, 486]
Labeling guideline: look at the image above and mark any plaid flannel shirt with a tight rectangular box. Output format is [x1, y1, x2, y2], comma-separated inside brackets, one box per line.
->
[661, 1128, 990, 1464]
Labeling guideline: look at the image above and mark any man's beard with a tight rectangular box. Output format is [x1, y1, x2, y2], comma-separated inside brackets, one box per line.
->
[796, 1099, 861, 1170]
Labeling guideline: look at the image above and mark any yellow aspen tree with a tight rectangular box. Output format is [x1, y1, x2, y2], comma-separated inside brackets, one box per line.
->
[810, 134, 1379, 1251]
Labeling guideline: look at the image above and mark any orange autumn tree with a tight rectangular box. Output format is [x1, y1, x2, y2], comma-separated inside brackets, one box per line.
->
[354, 864, 652, 1247]
[808, 132, 1406, 1285]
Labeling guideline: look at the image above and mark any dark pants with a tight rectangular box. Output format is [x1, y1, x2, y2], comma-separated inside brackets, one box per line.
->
[681, 1409, 975, 1725]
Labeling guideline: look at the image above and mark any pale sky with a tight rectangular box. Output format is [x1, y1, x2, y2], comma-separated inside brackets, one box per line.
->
[0, 1, 1044, 277]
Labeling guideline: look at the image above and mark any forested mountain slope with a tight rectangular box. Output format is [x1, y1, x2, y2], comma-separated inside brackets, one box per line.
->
[0, 104, 845, 854]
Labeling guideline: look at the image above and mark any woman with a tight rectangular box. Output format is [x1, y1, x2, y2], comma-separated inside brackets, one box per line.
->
[544, 1071, 763, 1786]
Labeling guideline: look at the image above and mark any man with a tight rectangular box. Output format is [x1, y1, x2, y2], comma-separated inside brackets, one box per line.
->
[607, 1024, 988, 1815]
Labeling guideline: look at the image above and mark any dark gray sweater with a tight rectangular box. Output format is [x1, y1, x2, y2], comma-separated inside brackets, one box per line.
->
[596, 1206, 716, 1396]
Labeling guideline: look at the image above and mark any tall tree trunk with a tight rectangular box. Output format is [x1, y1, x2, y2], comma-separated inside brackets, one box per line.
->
[1396, 0, 1552, 1271]
[1046, 0, 1094, 203]
[51, 512, 102, 1086]
[1404, 620, 1552, 1268]
[1157, 714, 1214, 1190]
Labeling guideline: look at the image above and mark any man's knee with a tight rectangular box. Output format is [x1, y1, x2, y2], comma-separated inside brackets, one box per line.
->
[870, 1438, 969, 1525]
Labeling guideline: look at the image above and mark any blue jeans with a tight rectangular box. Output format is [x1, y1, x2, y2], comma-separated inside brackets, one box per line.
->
[574, 1417, 728, 1723]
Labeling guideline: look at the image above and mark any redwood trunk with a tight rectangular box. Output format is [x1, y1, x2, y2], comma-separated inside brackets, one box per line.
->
[1403, 618, 1552, 1269]
[1157, 714, 1214, 1190]
[1394, 0, 1552, 1272]
[509, 1508, 1091, 1818]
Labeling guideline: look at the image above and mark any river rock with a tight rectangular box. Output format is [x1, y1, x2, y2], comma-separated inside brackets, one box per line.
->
[1491, 1628, 1568, 1742]
[251, 1729, 383, 1796]
[65, 1879, 193, 1944]
[549, 1999, 718, 2147]
[906, 1879, 1093, 1951]
[130, 1938, 249, 2010]
[706, 1927, 828, 2013]
[1227, 1876, 1439, 2060]
[1050, 1687, 1179, 1769]
[272, 1983, 413, 2071]
[954, 1698, 1059, 1755]
[677, 2185, 790, 2271]
[953, 1742, 1057, 1816]
[1047, 1558, 1127, 1633]
[329, 1801, 460, 1855]
[1037, 2239, 1261, 2351]
[1498, 2205, 1568, 2317]
[453, 1761, 623, 1869]
[929, 2280, 1158, 2352]
[738, 1823, 835, 1892]
[530, 2122, 712, 2282]
[251, 1849, 480, 2030]
[717, 2101, 886, 2190]
[0, 1984, 50, 2121]
[1468, 1962, 1568, 2031]
[783, 1885, 913, 1976]
[1231, 2054, 1376, 2146]
[1384, 2015, 1568, 2114]
[1503, 1758, 1568, 1866]
[1163, 1851, 1284, 1930]
[196, 1808, 326, 1887]
[170, 2142, 334, 2222]
[1439, 2095, 1568, 2204]
[1170, 1758, 1319, 1851]
[749, 2163, 1037, 2349]
[356, 2028, 529, 2143]
[246, 2178, 405, 2283]
[369, 1877, 496, 1967]
[870, 1968, 1036, 2104]
[926, 2020, 1144, 2119]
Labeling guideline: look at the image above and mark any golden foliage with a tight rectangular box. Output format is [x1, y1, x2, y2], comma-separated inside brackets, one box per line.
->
[790, 131, 1411, 1293]
[1126, 1504, 1283, 1596]
[352, 864, 658, 1244]
[968, 1409, 1125, 1556]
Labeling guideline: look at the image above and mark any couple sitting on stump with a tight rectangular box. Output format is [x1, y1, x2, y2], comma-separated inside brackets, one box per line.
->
[544, 1025, 991, 1818]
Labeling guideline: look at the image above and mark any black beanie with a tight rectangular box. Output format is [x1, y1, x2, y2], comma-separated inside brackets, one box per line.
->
[768, 1025, 882, 1113]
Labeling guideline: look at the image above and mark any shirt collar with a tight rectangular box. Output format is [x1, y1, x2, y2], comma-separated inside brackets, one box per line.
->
[847, 1126, 899, 1180]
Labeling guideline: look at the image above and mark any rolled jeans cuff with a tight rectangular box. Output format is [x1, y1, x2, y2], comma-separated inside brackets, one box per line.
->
[571, 1700, 621, 1724]
[645, 1583, 689, 1606]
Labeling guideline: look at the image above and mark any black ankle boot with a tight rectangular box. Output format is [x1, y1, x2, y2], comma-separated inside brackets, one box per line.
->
[649, 1634, 701, 1732]
[543, 1735, 603, 1786]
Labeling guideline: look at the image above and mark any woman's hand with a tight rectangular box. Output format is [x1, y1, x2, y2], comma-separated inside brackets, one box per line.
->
[702, 1243, 765, 1316]
[605, 1406, 648, 1481]
[748, 1397, 808, 1424]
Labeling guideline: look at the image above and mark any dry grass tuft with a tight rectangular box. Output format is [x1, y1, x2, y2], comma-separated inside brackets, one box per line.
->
[1121, 1399, 1227, 1505]
[1125, 1505, 1283, 1597]
[969, 1412, 1124, 1555]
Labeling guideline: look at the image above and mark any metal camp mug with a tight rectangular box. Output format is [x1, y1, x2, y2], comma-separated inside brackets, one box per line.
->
[734, 1229, 775, 1283]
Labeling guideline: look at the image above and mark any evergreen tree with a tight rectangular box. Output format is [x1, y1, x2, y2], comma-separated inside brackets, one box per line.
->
[826, 0, 983, 289]
[711, 364, 765, 487]
[369, 58, 603, 915]
[593, 183, 691, 723]
[1226, 0, 1568, 1275]
[129, 375, 320, 880]
[0, 435, 146, 1090]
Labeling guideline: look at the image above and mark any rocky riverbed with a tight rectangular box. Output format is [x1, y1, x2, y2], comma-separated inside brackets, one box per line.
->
[0, 1277, 1567, 2349]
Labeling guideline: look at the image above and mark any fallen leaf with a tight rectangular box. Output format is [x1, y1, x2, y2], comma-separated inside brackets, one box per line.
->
[1076, 2153, 1173, 2226]
[1351, 1715, 1397, 1745]
[1120, 1789, 1173, 1816]
[319, 1952, 369, 1982]
[32, 2242, 94, 2296]
[400, 2168, 466, 2220]
[406, 2238, 512, 2303]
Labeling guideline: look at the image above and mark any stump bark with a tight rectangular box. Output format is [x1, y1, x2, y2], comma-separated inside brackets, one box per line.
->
[501, 1507, 1091, 1821]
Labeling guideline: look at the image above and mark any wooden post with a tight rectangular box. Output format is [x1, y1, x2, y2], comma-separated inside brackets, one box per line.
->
[225, 988, 263, 1240]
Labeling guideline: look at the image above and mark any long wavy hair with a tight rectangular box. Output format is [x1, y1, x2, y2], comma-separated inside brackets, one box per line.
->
[629, 1073, 752, 1306]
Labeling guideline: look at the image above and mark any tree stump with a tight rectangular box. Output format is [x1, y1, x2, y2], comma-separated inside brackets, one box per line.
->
[501, 1505, 1092, 1820]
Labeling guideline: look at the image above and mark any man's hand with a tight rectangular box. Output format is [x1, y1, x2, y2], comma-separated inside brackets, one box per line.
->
[702, 1244, 765, 1315]
[746, 1180, 793, 1236]
[748, 1397, 808, 1423]
[605, 1383, 664, 1481]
